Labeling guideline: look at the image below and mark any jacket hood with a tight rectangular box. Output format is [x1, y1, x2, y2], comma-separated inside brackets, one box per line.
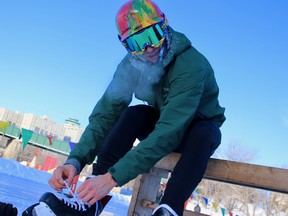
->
[161, 27, 192, 67]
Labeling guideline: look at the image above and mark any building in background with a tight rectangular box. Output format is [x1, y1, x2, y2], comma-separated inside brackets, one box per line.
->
[62, 117, 83, 142]
[0, 107, 83, 142]
[0, 108, 24, 127]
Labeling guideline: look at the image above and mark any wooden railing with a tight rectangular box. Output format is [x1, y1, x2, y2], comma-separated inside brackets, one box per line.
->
[128, 153, 288, 216]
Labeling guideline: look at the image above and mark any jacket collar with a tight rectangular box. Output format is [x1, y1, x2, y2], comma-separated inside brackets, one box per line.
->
[161, 27, 192, 68]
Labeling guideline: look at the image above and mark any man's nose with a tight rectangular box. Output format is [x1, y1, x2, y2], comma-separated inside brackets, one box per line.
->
[145, 46, 154, 53]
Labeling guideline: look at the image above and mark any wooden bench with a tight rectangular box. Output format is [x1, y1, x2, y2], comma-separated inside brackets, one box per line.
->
[128, 152, 288, 216]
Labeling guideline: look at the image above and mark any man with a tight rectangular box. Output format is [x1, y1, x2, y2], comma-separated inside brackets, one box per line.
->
[23, 0, 225, 215]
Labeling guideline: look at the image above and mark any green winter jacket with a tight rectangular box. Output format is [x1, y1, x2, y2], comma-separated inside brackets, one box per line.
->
[67, 27, 225, 186]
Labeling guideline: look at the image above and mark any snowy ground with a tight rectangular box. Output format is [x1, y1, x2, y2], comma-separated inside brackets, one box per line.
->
[0, 158, 130, 216]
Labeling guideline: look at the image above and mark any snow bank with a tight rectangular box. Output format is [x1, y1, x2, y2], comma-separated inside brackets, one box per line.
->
[0, 158, 52, 184]
[109, 191, 131, 205]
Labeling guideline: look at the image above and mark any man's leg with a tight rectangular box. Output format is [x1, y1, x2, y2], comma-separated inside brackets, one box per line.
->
[92, 105, 159, 175]
[160, 121, 221, 215]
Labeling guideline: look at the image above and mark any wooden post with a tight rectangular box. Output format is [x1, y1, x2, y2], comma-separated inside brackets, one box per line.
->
[128, 167, 169, 215]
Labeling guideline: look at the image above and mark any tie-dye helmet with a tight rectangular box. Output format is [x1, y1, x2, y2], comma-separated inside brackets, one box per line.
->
[116, 0, 167, 42]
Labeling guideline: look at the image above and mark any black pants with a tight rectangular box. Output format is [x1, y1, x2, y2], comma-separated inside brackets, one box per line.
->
[92, 105, 221, 215]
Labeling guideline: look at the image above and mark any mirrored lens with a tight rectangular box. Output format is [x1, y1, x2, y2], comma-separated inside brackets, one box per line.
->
[125, 24, 164, 54]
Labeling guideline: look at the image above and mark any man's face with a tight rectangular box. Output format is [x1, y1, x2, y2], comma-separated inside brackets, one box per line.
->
[123, 23, 165, 61]
[142, 46, 162, 63]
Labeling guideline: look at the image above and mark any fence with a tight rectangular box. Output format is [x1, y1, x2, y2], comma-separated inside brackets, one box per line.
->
[128, 152, 288, 216]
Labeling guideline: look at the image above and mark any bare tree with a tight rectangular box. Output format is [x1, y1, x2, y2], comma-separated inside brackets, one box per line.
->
[220, 141, 258, 163]
[196, 141, 261, 214]
[262, 191, 288, 215]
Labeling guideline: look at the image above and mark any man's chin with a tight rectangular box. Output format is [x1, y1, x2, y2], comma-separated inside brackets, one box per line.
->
[145, 54, 160, 63]
[148, 58, 159, 63]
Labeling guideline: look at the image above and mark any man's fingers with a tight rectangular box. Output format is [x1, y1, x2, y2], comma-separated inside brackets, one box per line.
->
[88, 196, 98, 206]
[48, 167, 67, 190]
[48, 165, 77, 191]
[48, 177, 64, 190]
[79, 189, 99, 204]
[65, 172, 74, 186]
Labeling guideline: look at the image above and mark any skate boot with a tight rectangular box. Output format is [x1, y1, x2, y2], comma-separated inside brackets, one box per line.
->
[22, 203, 39, 216]
[152, 204, 178, 216]
[0, 202, 18, 216]
[32, 192, 102, 216]
[22, 180, 111, 216]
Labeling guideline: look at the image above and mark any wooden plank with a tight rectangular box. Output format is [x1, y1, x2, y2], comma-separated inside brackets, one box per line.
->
[141, 200, 209, 216]
[205, 158, 288, 194]
[155, 152, 180, 170]
[155, 153, 288, 194]
[128, 175, 142, 216]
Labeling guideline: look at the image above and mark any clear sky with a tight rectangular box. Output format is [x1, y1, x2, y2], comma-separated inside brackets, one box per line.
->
[1, 1, 287, 169]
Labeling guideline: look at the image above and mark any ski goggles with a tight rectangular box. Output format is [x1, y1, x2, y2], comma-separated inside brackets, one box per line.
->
[124, 23, 165, 55]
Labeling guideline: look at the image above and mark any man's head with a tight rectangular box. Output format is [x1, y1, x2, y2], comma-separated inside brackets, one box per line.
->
[116, 0, 168, 59]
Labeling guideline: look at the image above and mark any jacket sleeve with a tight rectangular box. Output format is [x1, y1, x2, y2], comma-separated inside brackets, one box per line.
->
[109, 53, 209, 186]
[67, 58, 135, 171]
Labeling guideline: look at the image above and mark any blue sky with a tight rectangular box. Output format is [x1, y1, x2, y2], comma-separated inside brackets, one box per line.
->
[1, 1, 287, 168]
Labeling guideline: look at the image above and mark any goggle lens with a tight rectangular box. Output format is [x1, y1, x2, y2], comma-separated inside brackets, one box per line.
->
[124, 24, 165, 55]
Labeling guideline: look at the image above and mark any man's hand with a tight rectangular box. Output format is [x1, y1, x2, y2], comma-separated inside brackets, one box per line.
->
[48, 164, 77, 191]
[77, 173, 117, 205]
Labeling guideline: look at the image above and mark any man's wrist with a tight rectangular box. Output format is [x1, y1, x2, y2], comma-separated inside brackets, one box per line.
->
[107, 172, 118, 187]
[64, 158, 81, 175]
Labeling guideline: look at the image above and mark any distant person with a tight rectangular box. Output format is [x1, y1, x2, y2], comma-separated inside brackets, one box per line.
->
[23, 0, 225, 215]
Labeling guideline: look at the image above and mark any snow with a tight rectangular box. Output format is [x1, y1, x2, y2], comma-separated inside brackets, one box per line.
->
[0, 158, 52, 184]
[0, 158, 130, 216]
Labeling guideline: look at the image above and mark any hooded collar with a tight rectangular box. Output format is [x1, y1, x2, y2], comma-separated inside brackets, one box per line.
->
[161, 26, 192, 68]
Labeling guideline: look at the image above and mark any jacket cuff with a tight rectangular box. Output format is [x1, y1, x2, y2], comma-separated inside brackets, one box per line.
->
[108, 167, 126, 187]
[64, 158, 81, 175]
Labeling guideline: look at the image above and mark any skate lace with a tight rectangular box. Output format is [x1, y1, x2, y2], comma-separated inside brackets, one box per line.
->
[62, 180, 99, 215]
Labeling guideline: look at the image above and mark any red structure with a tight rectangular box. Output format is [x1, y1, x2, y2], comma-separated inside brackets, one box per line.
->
[42, 156, 57, 172]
